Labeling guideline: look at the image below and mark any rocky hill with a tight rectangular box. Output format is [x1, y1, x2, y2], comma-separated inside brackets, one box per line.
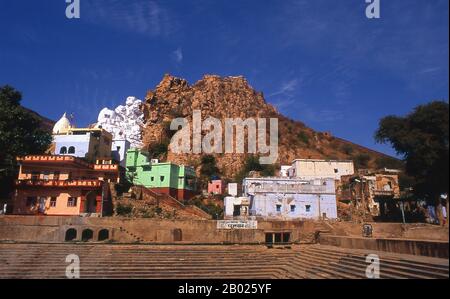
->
[22, 107, 55, 132]
[140, 74, 400, 179]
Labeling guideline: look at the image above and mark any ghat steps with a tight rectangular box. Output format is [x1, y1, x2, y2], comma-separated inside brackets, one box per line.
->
[0, 243, 447, 279]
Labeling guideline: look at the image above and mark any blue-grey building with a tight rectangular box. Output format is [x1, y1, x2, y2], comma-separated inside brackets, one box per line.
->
[53, 128, 112, 163]
[242, 177, 337, 220]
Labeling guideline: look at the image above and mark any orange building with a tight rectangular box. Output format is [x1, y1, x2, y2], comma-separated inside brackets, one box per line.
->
[12, 155, 119, 216]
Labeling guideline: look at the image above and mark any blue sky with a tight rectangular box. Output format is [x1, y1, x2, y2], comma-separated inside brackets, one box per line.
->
[0, 0, 448, 157]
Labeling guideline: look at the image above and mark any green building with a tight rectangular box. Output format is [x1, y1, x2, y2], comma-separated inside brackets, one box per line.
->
[125, 149, 197, 200]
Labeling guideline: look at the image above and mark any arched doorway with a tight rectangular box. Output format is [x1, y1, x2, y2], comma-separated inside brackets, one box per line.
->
[98, 229, 109, 241]
[65, 228, 77, 241]
[81, 229, 94, 241]
[85, 191, 97, 213]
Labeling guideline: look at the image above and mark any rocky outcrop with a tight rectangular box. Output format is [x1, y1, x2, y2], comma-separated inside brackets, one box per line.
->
[141, 74, 398, 179]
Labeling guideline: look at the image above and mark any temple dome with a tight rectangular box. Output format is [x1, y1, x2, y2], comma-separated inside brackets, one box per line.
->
[52, 113, 72, 134]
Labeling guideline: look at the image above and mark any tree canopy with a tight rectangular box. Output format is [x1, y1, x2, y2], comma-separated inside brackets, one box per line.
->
[375, 101, 449, 203]
[0, 85, 52, 197]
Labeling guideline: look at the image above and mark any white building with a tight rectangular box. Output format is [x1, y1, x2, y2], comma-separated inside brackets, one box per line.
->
[238, 177, 338, 220]
[227, 183, 238, 196]
[224, 197, 250, 219]
[288, 159, 354, 181]
[280, 165, 291, 177]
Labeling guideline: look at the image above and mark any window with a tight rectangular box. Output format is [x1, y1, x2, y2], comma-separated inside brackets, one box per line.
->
[68, 146, 75, 154]
[54, 171, 60, 180]
[334, 168, 338, 173]
[290, 205, 296, 212]
[276, 204, 282, 212]
[116, 146, 121, 151]
[160, 176, 165, 182]
[50, 197, 57, 207]
[67, 197, 77, 207]
[60, 147, 67, 154]
[305, 205, 311, 212]
[151, 177, 155, 182]
[43, 172, 50, 181]
[31, 172, 40, 180]
[233, 205, 241, 217]
[265, 232, 291, 244]
[283, 233, 291, 243]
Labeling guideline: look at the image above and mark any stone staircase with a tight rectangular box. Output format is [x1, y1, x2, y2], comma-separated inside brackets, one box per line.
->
[0, 243, 447, 279]
[302, 221, 335, 243]
[137, 186, 212, 220]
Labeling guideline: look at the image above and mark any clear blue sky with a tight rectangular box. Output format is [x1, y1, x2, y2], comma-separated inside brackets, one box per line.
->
[0, 0, 448, 157]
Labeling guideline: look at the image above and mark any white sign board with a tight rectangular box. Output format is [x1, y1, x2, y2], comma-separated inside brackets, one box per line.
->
[217, 220, 257, 230]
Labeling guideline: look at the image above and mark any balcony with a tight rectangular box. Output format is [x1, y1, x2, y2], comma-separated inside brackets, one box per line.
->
[17, 155, 90, 167]
[17, 155, 120, 171]
[15, 179, 102, 188]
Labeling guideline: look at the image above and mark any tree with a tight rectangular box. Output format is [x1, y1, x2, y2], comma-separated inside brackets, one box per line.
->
[0, 85, 52, 198]
[199, 155, 220, 189]
[354, 153, 371, 168]
[200, 155, 220, 178]
[375, 101, 449, 225]
[234, 155, 276, 183]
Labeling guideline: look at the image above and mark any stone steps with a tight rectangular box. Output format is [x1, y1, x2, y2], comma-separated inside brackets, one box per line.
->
[0, 243, 447, 279]
[304, 247, 448, 278]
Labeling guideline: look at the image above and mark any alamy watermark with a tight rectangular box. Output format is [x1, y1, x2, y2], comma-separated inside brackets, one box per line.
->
[65, 0, 379, 20]
[365, 0, 381, 19]
[365, 254, 380, 278]
[169, 110, 279, 164]
[65, 0, 80, 19]
[65, 254, 80, 279]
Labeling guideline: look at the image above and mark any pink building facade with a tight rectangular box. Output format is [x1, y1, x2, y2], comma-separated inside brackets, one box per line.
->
[208, 179, 226, 195]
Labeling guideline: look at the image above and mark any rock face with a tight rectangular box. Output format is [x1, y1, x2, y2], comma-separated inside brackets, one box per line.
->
[141, 74, 397, 179]
[96, 97, 144, 148]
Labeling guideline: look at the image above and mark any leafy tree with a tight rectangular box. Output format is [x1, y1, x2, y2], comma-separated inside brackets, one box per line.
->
[148, 140, 170, 159]
[198, 155, 220, 190]
[200, 155, 220, 178]
[234, 155, 276, 183]
[0, 85, 52, 198]
[353, 153, 371, 168]
[375, 156, 405, 170]
[375, 101, 449, 225]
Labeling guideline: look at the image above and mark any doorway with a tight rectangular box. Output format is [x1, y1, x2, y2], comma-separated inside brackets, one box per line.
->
[233, 205, 241, 217]
[85, 192, 97, 213]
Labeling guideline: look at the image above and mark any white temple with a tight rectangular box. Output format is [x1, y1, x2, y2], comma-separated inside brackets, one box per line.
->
[52, 113, 72, 134]
[95, 96, 144, 148]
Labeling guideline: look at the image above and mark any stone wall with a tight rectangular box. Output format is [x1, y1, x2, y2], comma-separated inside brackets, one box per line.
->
[0, 215, 316, 244]
[328, 221, 449, 241]
[319, 235, 449, 258]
